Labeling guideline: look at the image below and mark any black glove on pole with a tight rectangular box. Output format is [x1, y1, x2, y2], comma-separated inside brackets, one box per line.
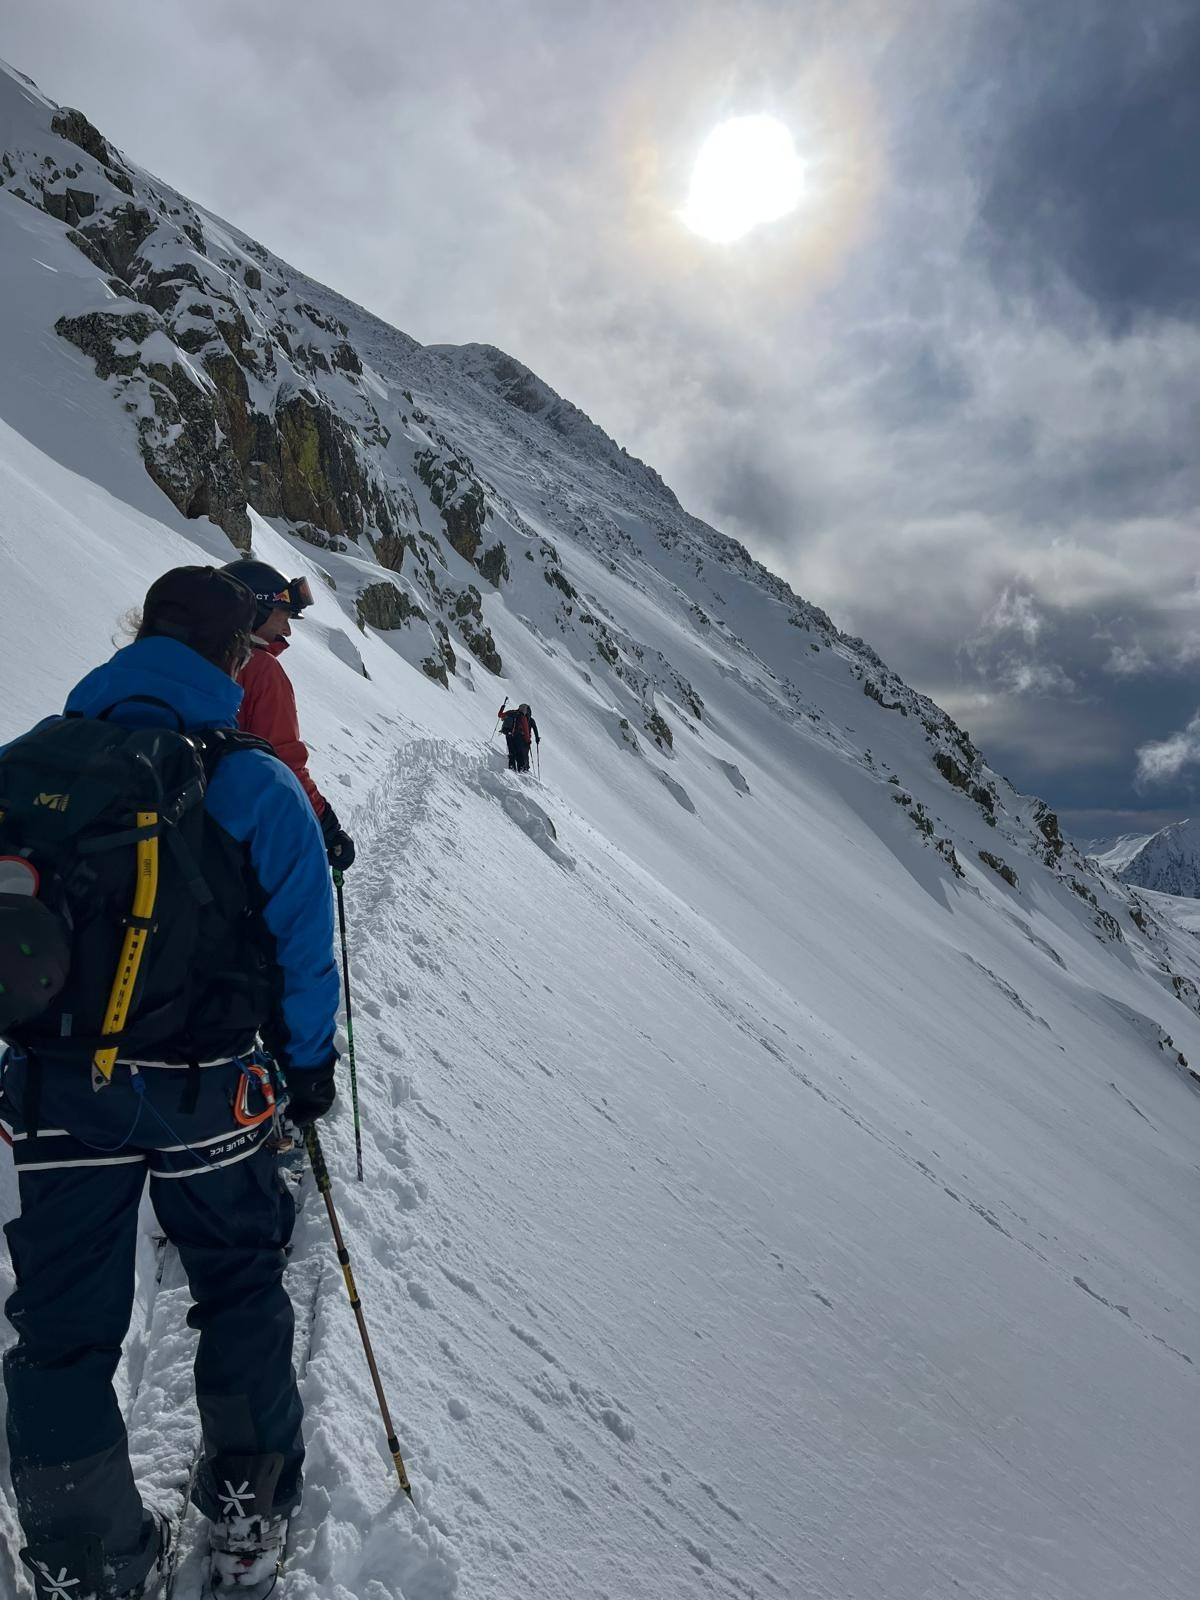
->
[321, 803, 356, 870]
[285, 1059, 337, 1128]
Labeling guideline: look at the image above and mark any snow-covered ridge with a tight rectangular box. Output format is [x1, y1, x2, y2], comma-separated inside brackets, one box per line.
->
[1109, 817, 1200, 899]
[427, 341, 679, 506]
[1084, 831, 1154, 871]
[1, 54, 1199, 1600]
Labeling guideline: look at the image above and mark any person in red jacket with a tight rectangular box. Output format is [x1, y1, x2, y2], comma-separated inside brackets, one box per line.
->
[222, 559, 355, 870]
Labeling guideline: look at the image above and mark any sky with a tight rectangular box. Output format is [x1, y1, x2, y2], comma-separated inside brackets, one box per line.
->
[3, 0, 1198, 839]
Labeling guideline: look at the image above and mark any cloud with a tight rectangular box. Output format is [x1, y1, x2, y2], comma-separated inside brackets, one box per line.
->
[2, 0, 1196, 830]
[1136, 713, 1200, 788]
[973, 2, 1200, 329]
[961, 589, 1078, 700]
[983, 590, 1043, 649]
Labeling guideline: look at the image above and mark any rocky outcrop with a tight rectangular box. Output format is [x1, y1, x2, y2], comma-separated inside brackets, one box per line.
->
[415, 445, 488, 565]
[138, 355, 250, 543]
[979, 850, 1019, 888]
[478, 541, 510, 587]
[448, 587, 502, 674]
[55, 309, 250, 544]
[355, 581, 425, 631]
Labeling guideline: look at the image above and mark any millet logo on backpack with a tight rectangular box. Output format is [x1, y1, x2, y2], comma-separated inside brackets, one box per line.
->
[34, 793, 70, 812]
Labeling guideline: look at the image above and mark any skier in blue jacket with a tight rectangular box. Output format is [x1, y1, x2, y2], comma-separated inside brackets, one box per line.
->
[0, 567, 339, 1598]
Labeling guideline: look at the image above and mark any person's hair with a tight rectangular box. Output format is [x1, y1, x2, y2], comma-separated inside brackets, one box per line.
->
[134, 567, 258, 676]
[134, 611, 252, 672]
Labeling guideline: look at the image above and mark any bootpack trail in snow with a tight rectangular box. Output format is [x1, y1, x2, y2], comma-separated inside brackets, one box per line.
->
[1, 53, 1199, 1597]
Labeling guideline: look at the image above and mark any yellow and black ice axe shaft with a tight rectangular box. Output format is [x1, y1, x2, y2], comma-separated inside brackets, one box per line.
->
[92, 811, 159, 1088]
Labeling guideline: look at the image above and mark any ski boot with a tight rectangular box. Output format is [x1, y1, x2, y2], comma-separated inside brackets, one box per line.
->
[21, 1509, 171, 1597]
[206, 1454, 287, 1596]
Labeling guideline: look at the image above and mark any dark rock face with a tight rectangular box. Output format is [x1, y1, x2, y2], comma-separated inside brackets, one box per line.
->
[979, 850, 1019, 888]
[448, 586, 502, 674]
[356, 581, 425, 630]
[415, 447, 488, 565]
[478, 541, 510, 587]
[138, 356, 251, 545]
[294, 521, 348, 552]
[275, 390, 382, 538]
[645, 709, 673, 750]
[56, 309, 160, 380]
[1033, 802, 1066, 864]
[372, 532, 415, 572]
[421, 621, 457, 687]
[78, 203, 155, 281]
[54, 309, 250, 545]
[50, 107, 113, 168]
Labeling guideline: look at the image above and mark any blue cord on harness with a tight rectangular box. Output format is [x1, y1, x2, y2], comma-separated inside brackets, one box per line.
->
[2, 1050, 282, 1169]
[1, 1045, 145, 1156]
[128, 1074, 225, 1173]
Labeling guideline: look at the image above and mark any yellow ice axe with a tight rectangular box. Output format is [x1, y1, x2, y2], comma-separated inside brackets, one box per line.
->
[92, 810, 159, 1089]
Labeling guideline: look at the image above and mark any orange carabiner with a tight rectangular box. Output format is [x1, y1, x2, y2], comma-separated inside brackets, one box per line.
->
[234, 1061, 278, 1129]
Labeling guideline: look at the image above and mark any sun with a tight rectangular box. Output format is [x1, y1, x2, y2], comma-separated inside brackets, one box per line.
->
[681, 114, 805, 244]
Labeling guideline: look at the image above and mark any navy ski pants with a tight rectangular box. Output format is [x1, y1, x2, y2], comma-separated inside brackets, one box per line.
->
[1, 1056, 304, 1595]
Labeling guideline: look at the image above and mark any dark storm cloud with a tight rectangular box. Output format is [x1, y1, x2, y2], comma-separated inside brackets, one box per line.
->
[972, 2, 1200, 328]
[2, 0, 1197, 830]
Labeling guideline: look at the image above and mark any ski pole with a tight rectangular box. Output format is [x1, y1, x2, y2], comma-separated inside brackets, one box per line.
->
[332, 869, 363, 1182]
[535, 742, 541, 779]
[305, 1124, 413, 1497]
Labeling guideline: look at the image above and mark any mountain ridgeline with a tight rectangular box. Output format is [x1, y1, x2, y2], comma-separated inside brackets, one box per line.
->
[1, 56, 1198, 1063]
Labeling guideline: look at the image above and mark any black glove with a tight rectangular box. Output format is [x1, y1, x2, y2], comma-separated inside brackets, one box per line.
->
[320, 803, 356, 870]
[284, 1060, 337, 1128]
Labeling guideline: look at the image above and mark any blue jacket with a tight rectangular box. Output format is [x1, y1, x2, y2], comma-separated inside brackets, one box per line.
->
[56, 637, 338, 1072]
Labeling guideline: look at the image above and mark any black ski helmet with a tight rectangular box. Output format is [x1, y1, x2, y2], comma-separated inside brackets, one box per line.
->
[221, 559, 314, 631]
[140, 566, 258, 665]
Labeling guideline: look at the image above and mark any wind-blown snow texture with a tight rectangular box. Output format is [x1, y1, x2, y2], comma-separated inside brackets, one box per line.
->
[0, 59, 1198, 1600]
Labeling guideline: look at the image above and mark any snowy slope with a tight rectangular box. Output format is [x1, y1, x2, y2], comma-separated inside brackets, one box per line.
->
[1, 60, 1199, 1600]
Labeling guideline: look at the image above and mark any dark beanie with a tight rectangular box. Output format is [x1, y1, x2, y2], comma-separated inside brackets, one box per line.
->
[140, 566, 256, 663]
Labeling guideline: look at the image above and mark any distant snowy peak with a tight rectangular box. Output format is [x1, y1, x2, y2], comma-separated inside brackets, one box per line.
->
[1084, 833, 1153, 871]
[1113, 819, 1200, 898]
[429, 341, 678, 507]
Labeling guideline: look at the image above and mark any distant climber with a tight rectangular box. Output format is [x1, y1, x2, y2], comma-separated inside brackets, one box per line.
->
[222, 558, 356, 871]
[498, 699, 540, 773]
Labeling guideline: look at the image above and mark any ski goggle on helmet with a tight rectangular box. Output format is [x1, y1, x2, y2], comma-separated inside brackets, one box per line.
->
[221, 560, 314, 628]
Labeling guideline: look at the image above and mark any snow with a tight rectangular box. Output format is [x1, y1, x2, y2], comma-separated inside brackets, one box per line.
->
[1085, 832, 1155, 872]
[1, 56, 1199, 1600]
[1108, 818, 1200, 899]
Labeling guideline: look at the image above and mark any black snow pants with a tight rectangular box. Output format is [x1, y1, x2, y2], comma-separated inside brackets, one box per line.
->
[505, 734, 531, 772]
[1, 1054, 303, 1596]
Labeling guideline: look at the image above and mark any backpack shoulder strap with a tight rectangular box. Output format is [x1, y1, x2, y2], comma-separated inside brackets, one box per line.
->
[194, 728, 280, 775]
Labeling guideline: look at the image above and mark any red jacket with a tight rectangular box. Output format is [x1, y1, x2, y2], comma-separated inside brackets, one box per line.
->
[237, 638, 327, 819]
